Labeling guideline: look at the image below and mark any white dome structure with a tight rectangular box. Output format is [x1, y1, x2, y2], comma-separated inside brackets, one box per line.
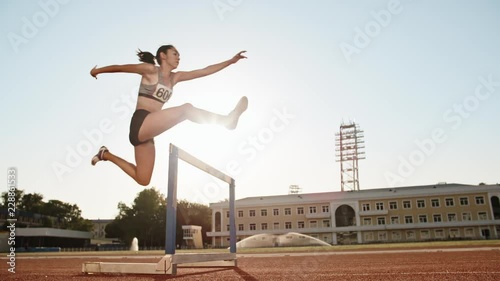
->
[236, 232, 331, 248]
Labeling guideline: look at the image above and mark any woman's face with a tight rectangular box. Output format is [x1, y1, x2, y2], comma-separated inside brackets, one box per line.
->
[165, 48, 180, 69]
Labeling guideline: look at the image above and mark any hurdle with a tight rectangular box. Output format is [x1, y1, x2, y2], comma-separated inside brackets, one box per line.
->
[82, 143, 237, 275]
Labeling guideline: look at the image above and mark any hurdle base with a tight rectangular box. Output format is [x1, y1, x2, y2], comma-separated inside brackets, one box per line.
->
[82, 253, 236, 275]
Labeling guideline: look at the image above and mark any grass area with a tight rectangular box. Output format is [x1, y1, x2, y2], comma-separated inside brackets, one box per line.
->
[15, 239, 500, 257]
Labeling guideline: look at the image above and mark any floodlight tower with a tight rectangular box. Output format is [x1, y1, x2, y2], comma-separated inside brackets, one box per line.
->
[335, 122, 365, 192]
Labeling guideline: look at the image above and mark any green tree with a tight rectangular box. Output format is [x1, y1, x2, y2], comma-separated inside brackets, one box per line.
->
[19, 193, 44, 213]
[41, 199, 72, 226]
[133, 188, 166, 248]
[41, 216, 53, 228]
[106, 188, 213, 248]
[1, 189, 92, 231]
[105, 202, 138, 246]
[177, 200, 212, 246]
[1, 188, 24, 207]
[106, 188, 166, 248]
[40, 200, 93, 231]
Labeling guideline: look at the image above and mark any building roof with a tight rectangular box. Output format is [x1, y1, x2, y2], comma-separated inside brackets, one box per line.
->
[16, 228, 92, 239]
[210, 183, 500, 208]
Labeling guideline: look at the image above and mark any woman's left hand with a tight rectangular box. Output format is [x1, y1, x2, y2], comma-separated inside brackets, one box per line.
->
[231, 51, 247, 64]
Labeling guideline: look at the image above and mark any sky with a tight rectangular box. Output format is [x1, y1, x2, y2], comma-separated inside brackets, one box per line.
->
[1, 0, 499, 220]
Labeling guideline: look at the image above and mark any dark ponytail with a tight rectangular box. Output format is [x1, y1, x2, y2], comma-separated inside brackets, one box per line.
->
[137, 49, 156, 65]
[136, 45, 175, 66]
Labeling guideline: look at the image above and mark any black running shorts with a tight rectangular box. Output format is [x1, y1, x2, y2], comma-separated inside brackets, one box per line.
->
[129, 109, 153, 146]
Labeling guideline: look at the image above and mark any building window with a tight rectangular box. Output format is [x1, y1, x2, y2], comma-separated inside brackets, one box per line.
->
[418, 215, 427, 223]
[475, 196, 485, 205]
[226, 211, 230, 218]
[376, 202, 384, 211]
[249, 210, 255, 217]
[309, 206, 317, 214]
[273, 208, 279, 216]
[447, 213, 457, 222]
[460, 197, 469, 206]
[273, 222, 280, 230]
[310, 221, 318, 228]
[285, 208, 291, 215]
[298, 221, 305, 229]
[378, 232, 387, 241]
[297, 207, 304, 215]
[450, 229, 460, 238]
[392, 231, 401, 240]
[363, 217, 372, 225]
[431, 198, 440, 207]
[261, 209, 267, 216]
[433, 214, 442, 223]
[323, 220, 330, 228]
[238, 224, 244, 231]
[465, 228, 474, 237]
[364, 232, 374, 241]
[406, 231, 415, 240]
[445, 198, 454, 207]
[362, 203, 370, 211]
[405, 216, 413, 224]
[417, 199, 425, 208]
[322, 205, 330, 213]
[250, 224, 256, 231]
[435, 229, 444, 238]
[285, 222, 292, 229]
[478, 212, 488, 220]
[238, 210, 244, 217]
[226, 225, 230, 231]
[377, 217, 386, 225]
[389, 201, 398, 210]
[420, 230, 430, 239]
[261, 223, 268, 230]
[462, 212, 472, 221]
[390, 216, 400, 224]
[403, 200, 411, 209]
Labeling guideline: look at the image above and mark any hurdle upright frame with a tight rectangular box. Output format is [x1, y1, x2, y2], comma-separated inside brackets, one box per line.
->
[82, 143, 237, 275]
[166, 143, 237, 274]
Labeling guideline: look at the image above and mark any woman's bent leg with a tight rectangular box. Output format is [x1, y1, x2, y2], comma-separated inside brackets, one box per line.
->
[134, 141, 155, 186]
[101, 142, 155, 186]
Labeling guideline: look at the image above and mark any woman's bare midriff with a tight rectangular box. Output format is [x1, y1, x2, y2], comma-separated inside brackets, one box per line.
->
[136, 96, 164, 113]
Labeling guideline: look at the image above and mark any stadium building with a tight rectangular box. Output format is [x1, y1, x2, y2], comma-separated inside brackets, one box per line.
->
[207, 183, 500, 247]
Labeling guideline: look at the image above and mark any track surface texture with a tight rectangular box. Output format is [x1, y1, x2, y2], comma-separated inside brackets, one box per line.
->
[2, 247, 500, 280]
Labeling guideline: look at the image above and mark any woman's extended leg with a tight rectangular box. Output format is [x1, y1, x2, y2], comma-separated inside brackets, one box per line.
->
[92, 96, 247, 186]
[138, 96, 248, 142]
[100, 141, 155, 186]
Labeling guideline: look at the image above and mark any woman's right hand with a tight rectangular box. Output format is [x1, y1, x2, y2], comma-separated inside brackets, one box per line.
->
[90, 65, 98, 79]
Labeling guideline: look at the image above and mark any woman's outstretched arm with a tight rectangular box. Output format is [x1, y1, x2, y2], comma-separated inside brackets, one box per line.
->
[176, 51, 247, 83]
[90, 63, 155, 79]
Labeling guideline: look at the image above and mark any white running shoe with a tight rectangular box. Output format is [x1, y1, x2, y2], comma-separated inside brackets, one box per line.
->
[91, 146, 109, 166]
